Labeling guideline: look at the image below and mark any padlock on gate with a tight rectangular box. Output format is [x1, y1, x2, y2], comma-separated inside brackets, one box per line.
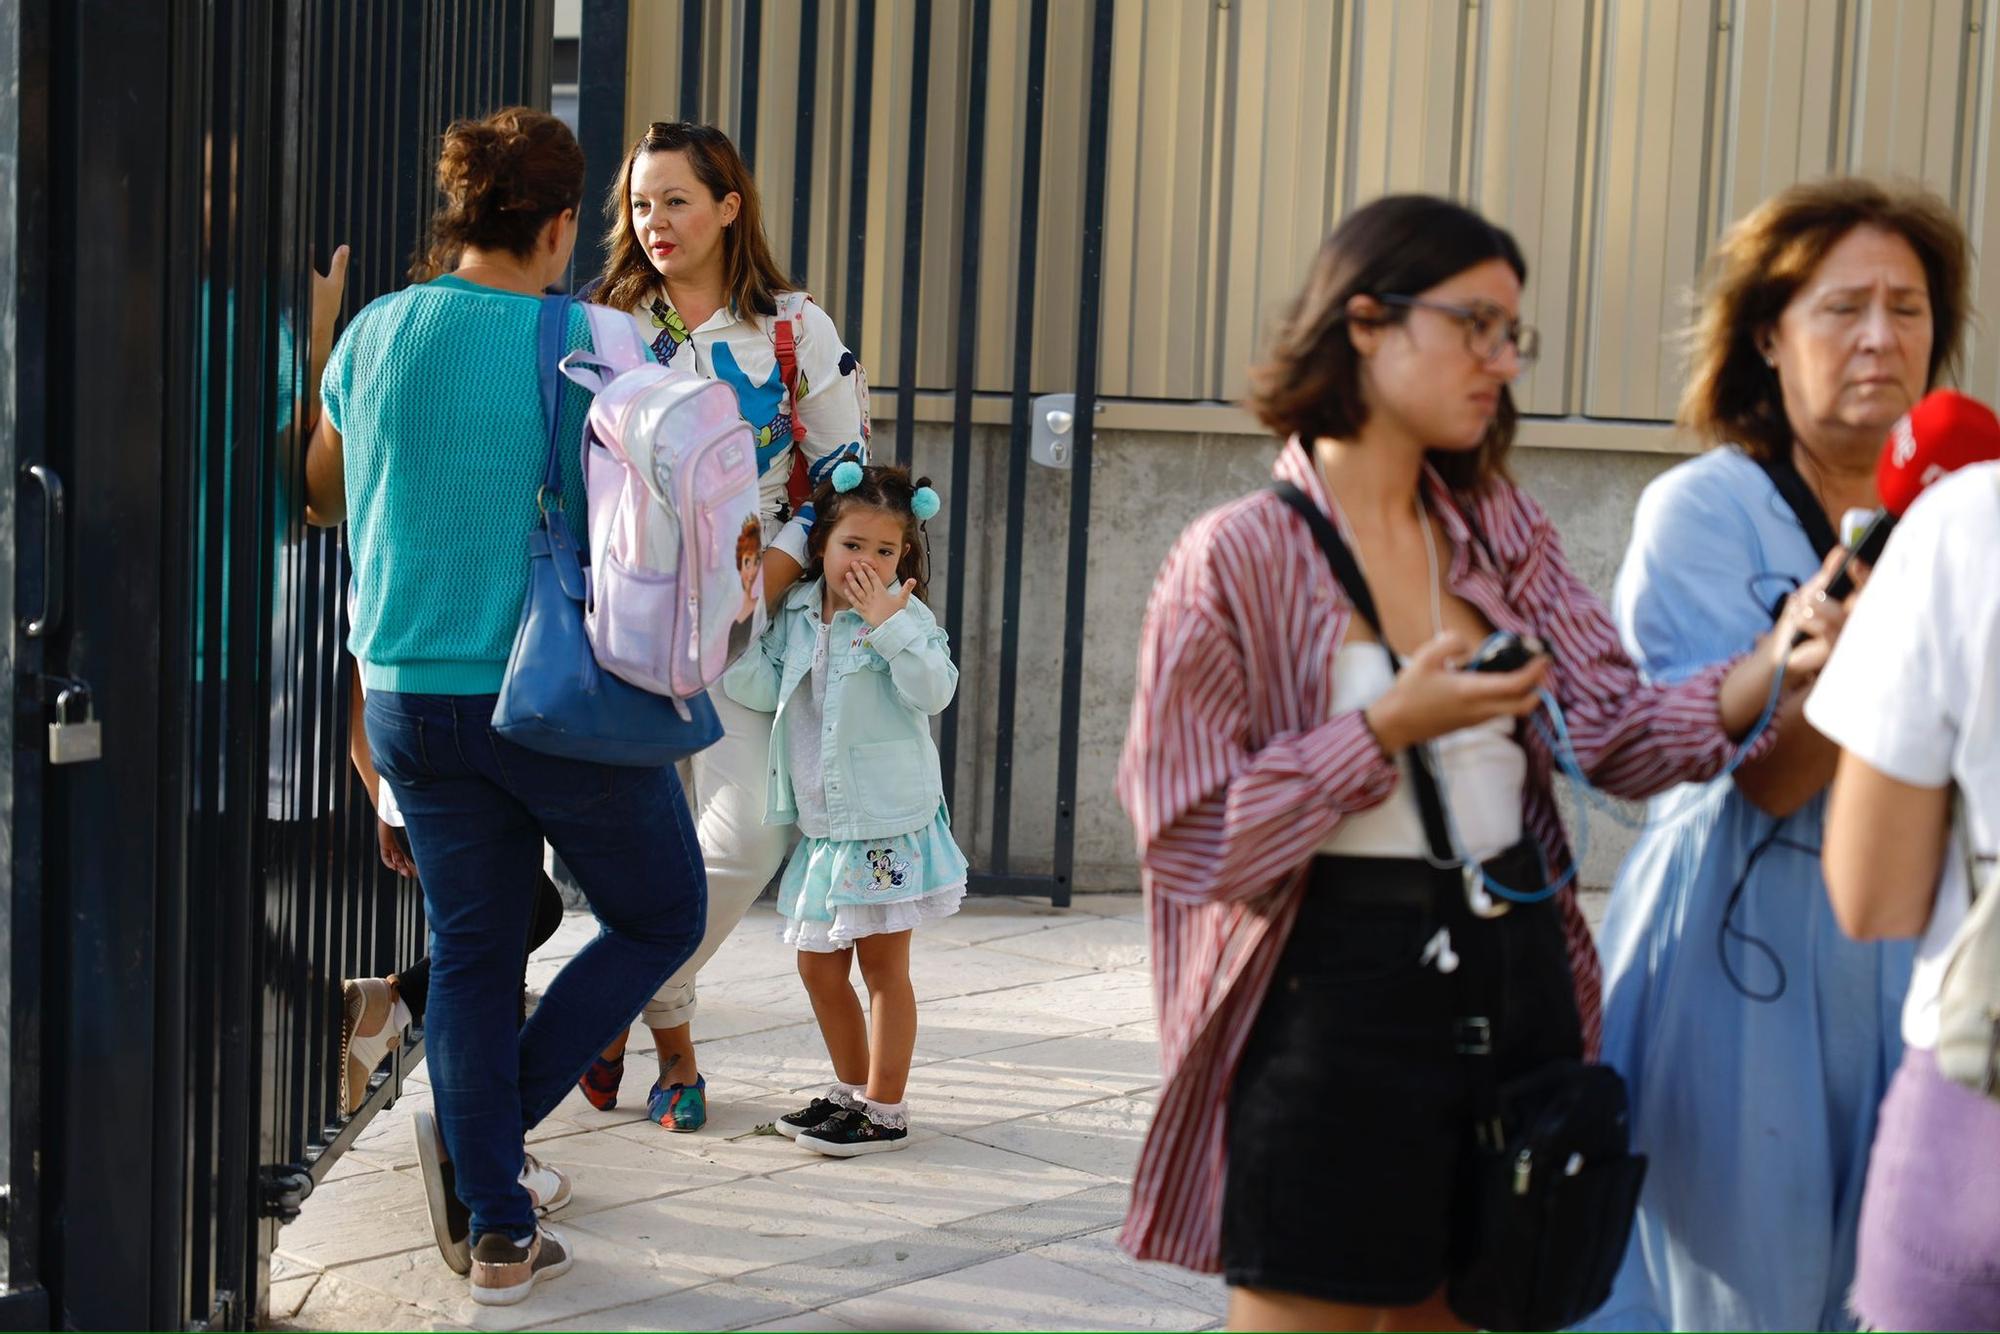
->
[49, 682, 102, 765]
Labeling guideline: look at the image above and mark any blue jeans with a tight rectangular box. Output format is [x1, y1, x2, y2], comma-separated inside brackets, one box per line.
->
[364, 691, 707, 1238]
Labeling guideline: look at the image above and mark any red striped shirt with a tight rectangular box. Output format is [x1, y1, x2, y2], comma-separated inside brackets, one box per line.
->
[1116, 443, 1773, 1273]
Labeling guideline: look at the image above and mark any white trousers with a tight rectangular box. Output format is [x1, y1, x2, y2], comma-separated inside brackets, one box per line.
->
[640, 687, 794, 1029]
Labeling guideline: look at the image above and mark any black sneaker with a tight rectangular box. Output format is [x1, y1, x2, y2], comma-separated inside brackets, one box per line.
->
[470, 1223, 574, 1307]
[796, 1107, 908, 1157]
[412, 1109, 471, 1274]
[776, 1094, 854, 1140]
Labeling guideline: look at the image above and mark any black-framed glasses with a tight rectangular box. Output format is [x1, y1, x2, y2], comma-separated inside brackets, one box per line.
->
[1380, 295, 1540, 368]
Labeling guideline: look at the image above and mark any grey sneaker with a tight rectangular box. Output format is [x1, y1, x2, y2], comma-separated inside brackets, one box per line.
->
[470, 1223, 574, 1306]
[411, 1110, 471, 1274]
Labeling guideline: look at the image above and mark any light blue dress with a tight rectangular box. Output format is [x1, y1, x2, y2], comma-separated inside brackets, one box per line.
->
[1581, 448, 1912, 1332]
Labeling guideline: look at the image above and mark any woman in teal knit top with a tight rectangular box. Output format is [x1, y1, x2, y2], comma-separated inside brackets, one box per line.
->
[304, 107, 706, 1307]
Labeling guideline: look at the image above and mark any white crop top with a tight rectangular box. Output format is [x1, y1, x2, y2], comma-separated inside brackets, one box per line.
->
[1320, 644, 1527, 861]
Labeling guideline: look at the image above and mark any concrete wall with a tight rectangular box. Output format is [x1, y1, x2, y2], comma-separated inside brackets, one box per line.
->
[895, 414, 1680, 893]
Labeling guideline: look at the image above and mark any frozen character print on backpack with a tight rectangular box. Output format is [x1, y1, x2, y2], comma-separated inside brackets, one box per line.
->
[724, 462, 964, 1157]
[729, 513, 763, 662]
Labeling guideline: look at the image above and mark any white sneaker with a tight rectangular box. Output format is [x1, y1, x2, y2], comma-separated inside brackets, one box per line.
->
[520, 1152, 571, 1215]
[339, 979, 410, 1116]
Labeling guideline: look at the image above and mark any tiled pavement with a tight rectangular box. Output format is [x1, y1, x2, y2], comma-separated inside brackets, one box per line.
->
[269, 892, 1228, 1333]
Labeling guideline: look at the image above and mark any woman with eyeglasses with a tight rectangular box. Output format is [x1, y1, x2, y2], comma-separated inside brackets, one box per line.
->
[1584, 179, 1966, 1333]
[1117, 194, 1831, 1332]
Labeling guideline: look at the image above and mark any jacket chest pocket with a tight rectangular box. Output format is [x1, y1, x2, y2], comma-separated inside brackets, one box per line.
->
[846, 738, 930, 821]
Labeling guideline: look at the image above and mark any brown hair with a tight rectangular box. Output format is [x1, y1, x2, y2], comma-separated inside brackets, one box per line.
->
[593, 122, 793, 318]
[1680, 177, 1969, 461]
[1246, 194, 1529, 493]
[411, 107, 586, 281]
[802, 465, 933, 602]
[736, 517, 761, 568]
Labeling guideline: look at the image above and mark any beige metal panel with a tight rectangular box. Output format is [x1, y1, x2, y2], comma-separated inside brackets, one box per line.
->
[1466, 0, 1596, 417]
[1212, 0, 1348, 404]
[1711, 0, 1845, 237]
[1957, 0, 2000, 400]
[624, 3, 681, 143]
[1026, 0, 1097, 396]
[1846, 0, 1967, 196]
[1344, 0, 1465, 204]
[1583, 0, 1717, 420]
[1098, 0, 1221, 399]
[969, 0, 1030, 396]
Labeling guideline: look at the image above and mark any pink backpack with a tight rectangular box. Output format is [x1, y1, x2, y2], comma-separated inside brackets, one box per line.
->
[560, 304, 767, 698]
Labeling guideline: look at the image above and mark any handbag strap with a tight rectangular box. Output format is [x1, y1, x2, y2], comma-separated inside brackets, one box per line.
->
[536, 293, 575, 511]
[1756, 448, 1839, 607]
[1270, 482, 1456, 865]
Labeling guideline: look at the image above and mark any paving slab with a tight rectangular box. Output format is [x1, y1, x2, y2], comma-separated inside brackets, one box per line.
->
[894, 1056, 1123, 1135]
[562, 1174, 927, 1282]
[538, 1281, 808, 1331]
[819, 1251, 1213, 1332]
[276, 896, 1229, 1334]
[1026, 1226, 1227, 1320]
[773, 1132, 1104, 1229]
[323, 1229, 713, 1332]
[979, 916, 1151, 972]
[960, 1093, 1158, 1182]
[964, 1029, 1163, 1097]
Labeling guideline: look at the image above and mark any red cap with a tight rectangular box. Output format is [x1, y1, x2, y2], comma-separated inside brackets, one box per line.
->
[1877, 390, 2000, 516]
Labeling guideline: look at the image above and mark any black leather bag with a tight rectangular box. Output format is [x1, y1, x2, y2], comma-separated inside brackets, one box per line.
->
[1271, 482, 1646, 1331]
[1448, 1057, 1648, 1329]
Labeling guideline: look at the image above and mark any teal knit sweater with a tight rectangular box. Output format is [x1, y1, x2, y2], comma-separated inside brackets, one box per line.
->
[323, 275, 593, 694]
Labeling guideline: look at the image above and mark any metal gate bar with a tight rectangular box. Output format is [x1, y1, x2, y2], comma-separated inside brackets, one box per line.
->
[977, 0, 1052, 885]
[890, 0, 933, 471]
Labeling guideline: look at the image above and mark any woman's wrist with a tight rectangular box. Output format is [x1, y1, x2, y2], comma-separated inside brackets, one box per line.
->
[1362, 699, 1408, 757]
[1718, 645, 1780, 740]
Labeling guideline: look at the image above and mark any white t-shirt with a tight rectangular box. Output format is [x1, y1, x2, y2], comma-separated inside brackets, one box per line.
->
[1806, 460, 2000, 1050]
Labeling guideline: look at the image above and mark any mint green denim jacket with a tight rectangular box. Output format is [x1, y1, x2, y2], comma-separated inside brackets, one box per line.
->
[722, 579, 958, 840]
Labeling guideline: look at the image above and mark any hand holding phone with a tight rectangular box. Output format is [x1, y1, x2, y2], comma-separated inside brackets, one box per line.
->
[1464, 631, 1548, 674]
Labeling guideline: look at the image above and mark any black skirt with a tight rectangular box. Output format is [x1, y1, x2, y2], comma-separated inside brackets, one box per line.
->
[1221, 849, 1582, 1306]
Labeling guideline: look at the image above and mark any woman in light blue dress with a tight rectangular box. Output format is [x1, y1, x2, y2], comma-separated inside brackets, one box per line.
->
[1585, 179, 1968, 1331]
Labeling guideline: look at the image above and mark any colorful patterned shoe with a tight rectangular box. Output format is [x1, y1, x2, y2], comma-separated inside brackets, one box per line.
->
[647, 1074, 707, 1132]
[577, 1052, 624, 1112]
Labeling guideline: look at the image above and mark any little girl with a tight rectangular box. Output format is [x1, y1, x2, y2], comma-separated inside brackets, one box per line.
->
[723, 461, 965, 1156]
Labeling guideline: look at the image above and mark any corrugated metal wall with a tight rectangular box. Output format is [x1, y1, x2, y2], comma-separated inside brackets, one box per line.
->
[623, 0, 1999, 434]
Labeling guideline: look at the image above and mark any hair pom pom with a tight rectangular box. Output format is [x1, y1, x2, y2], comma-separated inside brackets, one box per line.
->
[832, 460, 865, 493]
[911, 486, 941, 521]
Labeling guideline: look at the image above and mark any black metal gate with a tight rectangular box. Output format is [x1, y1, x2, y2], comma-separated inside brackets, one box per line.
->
[0, 1, 551, 1327]
[578, 0, 1117, 907]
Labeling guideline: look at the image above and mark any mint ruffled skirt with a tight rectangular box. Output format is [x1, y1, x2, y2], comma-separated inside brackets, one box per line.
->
[777, 807, 967, 953]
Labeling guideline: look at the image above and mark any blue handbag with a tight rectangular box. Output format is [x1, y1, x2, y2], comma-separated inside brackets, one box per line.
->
[491, 294, 724, 766]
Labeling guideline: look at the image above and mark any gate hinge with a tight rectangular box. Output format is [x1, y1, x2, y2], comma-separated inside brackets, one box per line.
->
[259, 1164, 314, 1223]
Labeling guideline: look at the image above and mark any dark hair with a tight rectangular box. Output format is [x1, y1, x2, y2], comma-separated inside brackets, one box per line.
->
[1680, 176, 1969, 461]
[802, 465, 933, 602]
[412, 107, 586, 282]
[594, 122, 794, 318]
[1245, 194, 1528, 493]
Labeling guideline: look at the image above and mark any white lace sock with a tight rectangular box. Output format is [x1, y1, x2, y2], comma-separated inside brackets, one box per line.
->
[860, 1098, 908, 1130]
[828, 1081, 865, 1110]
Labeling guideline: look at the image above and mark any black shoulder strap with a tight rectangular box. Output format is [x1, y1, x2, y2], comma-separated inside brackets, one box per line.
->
[1270, 482, 1455, 864]
[1756, 450, 1839, 562]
